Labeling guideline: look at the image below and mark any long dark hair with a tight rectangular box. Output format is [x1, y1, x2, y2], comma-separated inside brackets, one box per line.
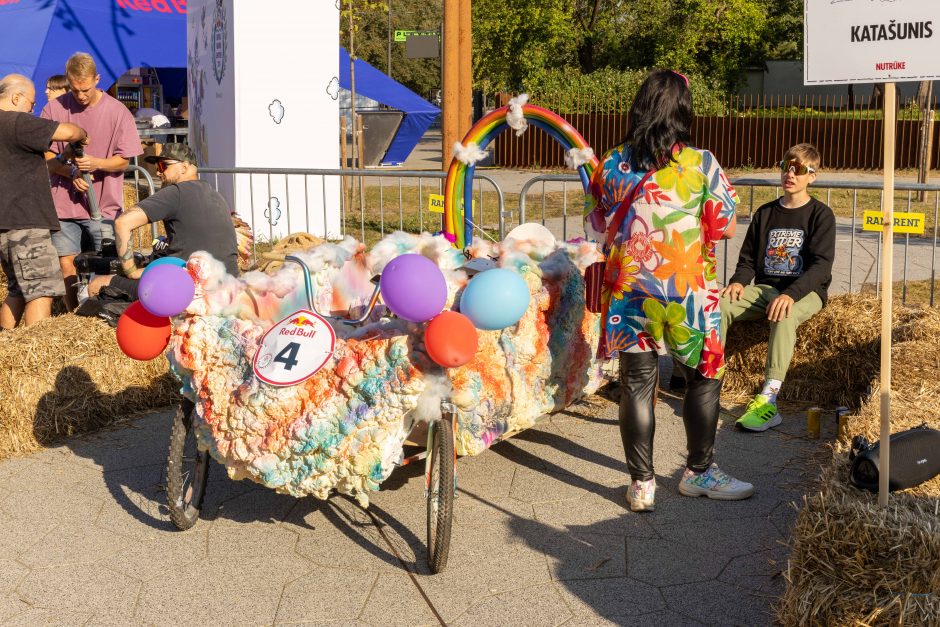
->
[622, 69, 693, 171]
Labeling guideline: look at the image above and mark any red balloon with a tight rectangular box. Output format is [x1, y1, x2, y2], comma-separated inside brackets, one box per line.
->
[424, 311, 478, 368]
[116, 301, 172, 361]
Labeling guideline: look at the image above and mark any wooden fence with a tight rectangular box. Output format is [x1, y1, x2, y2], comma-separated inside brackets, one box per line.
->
[492, 94, 938, 171]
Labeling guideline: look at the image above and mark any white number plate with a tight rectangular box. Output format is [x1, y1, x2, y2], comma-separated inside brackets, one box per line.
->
[253, 309, 336, 386]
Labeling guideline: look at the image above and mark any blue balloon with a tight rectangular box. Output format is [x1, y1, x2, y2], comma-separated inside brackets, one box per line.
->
[459, 268, 530, 330]
[142, 256, 186, 279]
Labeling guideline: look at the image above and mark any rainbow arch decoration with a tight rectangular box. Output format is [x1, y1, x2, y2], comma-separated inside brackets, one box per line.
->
[442, 104, 600, 249]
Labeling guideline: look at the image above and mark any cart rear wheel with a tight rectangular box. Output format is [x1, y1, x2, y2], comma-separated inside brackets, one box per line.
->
[426, 417, 455, 574]
[166, 399, 209, 530]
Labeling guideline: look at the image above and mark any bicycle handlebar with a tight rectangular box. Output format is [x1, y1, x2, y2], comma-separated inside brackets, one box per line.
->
[284, 255, 382, 326]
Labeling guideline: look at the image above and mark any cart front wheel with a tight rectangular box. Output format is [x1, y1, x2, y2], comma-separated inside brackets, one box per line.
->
[426, 416, 455, 573]
[166, 399, 209, 530]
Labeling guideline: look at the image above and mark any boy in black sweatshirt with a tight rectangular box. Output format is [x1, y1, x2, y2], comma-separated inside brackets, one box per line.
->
[721, 143, 836, 431]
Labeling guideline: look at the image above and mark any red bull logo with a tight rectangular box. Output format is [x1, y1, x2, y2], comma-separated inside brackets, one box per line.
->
[288, 316, 316, 327]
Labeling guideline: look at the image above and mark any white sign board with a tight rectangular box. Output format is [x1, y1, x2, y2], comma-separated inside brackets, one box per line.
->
[188, 1, 343, 240]
[253, 310, 336, 387]
[804, 0, 940, 84]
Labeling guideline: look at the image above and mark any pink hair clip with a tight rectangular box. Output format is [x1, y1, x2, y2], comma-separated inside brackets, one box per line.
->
[672, 70, 689, 87]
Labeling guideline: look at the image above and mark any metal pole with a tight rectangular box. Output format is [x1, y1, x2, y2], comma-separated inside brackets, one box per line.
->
[349, 2, 359, 171]
[387, 0, 392, 77]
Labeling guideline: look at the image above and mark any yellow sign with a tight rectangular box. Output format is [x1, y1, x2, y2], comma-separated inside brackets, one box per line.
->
[428, 194, 476, 215]
[862, 211, 926, 235]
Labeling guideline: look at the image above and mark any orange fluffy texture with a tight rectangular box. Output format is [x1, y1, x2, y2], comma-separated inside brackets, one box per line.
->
[171, 234, 605, 504]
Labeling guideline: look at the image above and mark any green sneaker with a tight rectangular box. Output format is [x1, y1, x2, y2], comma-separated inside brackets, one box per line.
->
[736, 394, 782, 432]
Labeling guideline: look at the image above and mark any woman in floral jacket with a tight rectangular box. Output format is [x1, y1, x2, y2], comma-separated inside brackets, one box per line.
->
[584, 69, 753, 512]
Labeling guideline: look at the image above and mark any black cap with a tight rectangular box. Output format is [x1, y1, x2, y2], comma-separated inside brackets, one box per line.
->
[144, 142, 196, 165]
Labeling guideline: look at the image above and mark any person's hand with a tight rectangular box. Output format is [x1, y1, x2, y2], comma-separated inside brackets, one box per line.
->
[74, 154, 99, 172]
[721, 282, 745, 301]
[72, 175, 89, 192]
[766, 294, 794, 322]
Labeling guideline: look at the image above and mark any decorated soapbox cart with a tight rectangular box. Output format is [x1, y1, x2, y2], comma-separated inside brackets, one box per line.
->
[156, 102, 606, 573]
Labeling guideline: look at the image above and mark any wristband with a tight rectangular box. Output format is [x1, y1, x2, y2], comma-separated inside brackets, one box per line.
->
[70, 165, 79, 179]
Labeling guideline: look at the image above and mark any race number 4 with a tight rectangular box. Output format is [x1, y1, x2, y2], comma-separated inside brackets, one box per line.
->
[253, 309, 336, 386]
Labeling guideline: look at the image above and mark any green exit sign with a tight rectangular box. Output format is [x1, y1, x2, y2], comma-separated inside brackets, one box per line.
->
[394, 29, 439, 42]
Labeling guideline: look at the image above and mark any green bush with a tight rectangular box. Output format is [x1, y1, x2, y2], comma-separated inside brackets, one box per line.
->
[521, 67, 728, 116]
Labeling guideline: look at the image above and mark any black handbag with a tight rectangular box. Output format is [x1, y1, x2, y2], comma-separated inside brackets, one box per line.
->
[849, 424, 940, 492]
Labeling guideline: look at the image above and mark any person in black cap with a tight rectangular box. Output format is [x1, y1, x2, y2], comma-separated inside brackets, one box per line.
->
[88, 142, 238, 299]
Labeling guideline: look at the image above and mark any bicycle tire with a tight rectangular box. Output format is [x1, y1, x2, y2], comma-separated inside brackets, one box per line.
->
[426, 417, 455, 574]
[166, 399, 209, 530]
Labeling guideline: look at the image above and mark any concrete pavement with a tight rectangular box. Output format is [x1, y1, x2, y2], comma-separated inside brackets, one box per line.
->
[0, 376, 827, 626]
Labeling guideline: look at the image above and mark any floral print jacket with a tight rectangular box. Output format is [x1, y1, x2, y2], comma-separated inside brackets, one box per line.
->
[584, 143, 738, 378]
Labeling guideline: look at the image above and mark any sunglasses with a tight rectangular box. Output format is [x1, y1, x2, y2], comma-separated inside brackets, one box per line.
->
[779, 160, 816, 176]
[155, 159, 181, 173]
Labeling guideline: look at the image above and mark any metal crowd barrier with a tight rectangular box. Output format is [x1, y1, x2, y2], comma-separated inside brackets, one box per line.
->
[127, 160, 939, 307]
[519, 174, 940, 306]
[124, 164, 160, 244]
[197, 167, 507, 246]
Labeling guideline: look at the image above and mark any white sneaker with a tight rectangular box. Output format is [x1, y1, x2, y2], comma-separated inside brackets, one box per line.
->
[627, 478, 656, 512]
[678, 463, 754, 500]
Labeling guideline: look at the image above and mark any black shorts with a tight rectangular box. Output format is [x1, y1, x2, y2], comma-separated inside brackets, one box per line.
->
[108, 274, 140, 300]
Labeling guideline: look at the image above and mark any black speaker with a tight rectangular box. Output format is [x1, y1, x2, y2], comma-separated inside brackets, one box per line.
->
[849, 424, 940, 492]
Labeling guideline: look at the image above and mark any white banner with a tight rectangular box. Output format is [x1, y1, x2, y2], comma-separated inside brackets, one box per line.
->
[804, 0, 940, 84]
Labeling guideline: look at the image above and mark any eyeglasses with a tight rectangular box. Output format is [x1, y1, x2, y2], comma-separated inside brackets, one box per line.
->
[155, 160, 181, 173]
[779, 160, 816, 176]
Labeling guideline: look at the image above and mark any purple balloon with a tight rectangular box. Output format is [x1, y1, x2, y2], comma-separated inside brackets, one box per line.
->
[138, 265, 196, 318]
[379, 254, 447, 322]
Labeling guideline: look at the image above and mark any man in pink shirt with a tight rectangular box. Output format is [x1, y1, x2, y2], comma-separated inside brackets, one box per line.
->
[42, 52, 142, 310]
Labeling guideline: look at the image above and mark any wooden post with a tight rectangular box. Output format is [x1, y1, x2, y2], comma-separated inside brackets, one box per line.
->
[879, 81, 896, 508]
[441, 0, 459, 172]
[457, 0, 473, 133]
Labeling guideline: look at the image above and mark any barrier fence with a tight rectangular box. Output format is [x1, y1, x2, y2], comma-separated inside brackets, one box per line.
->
[166, 166, 940, 307]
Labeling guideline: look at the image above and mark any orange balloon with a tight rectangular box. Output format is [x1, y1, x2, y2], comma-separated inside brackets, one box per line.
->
[424, 311, 478, 368]
[116, 301, 172, 361]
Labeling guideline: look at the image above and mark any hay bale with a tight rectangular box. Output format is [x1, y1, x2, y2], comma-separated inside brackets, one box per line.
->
[722, 294, 940, 408]
[777, 300, 940, 626]
[256, 232, 326, 274]
[0, 314, 178, 461]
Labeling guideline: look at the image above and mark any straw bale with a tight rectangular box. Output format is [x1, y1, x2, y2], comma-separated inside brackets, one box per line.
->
[777, 298, 940, 626]
[256, 232, 326, 274]
[722, 294, 940, 409]
[0, 314, 178, 461]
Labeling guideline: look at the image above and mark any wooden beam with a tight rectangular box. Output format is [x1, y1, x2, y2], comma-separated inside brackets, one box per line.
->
[441, 0, 460, 172]
[879, 81, 896, 508]
[457, 0, 473, 136]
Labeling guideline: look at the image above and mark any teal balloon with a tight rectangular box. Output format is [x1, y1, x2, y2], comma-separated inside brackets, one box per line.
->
[459, 268, 530, 330]
[142, 256, 186, 279]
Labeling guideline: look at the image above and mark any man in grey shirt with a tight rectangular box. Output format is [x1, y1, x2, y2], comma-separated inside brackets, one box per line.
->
[88, 143, 238, 299]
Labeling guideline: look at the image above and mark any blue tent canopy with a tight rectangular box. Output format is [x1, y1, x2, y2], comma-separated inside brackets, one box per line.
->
[0, 0, 186, 113]
[340, 47, 439, 166]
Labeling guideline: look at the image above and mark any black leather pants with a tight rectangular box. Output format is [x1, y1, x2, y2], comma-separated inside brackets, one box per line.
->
[618, 352, 723, 481]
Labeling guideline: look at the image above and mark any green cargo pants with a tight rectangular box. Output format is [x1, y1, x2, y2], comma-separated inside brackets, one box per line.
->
[720, 284, 823, 382]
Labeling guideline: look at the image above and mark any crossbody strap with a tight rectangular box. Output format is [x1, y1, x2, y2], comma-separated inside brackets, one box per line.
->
[604, 169, 656, 251]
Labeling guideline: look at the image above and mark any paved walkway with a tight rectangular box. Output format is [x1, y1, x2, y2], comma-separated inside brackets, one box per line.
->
[0, 375, 826, 626]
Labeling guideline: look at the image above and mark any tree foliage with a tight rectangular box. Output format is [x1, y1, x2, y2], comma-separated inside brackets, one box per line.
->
[342, 0, 443, 101]
[345, 0, 799, 95]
